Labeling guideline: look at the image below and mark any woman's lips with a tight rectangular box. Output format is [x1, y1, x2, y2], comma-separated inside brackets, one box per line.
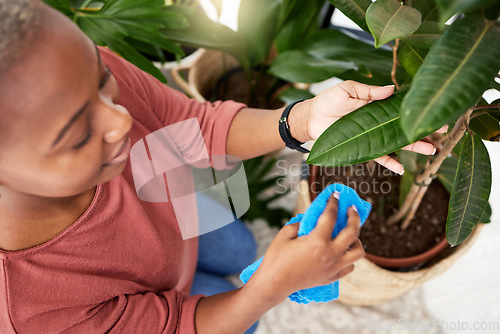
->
[104, 137, 131, 166]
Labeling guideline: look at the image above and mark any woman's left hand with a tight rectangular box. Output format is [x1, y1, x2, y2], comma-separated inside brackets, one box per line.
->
[292, 80, 446, 175]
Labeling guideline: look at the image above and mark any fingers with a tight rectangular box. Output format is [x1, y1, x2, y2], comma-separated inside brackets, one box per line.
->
[277, 222, 300, 240]
[342, 239, 365, 263]
[311, 193, 339, 238]
[374, 155, 404, 175]
[339, 80, 394, 101]
[331, 264, 355, 281]
[436, 125, 449, 134]
[401, 141, 436, 155]
[333, 206, 361, 249]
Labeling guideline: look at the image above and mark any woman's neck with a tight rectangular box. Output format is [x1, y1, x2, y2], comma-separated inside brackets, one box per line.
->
[0, 186, 97, 251]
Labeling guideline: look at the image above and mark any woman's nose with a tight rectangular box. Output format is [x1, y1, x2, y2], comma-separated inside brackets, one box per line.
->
[101, 102, 133, 143]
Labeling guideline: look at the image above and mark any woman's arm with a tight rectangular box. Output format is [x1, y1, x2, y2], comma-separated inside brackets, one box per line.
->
[227, 81, 438, 175]
[194, 198, 364, 334]
[226, 102, 309, 159]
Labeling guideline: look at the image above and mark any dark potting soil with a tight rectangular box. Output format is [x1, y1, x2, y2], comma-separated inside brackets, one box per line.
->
[209, 67, 286, 109]
[313, 161, 449, 258]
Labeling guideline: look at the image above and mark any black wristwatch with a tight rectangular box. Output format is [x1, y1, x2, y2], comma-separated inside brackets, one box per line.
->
[278, 100, 310, 153]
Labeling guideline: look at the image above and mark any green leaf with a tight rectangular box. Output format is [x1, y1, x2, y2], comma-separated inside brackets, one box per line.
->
[278, 88, 315, 105]
[275, 0, 324, 53]
[70, 0, 192, 82]
[410, 0, 440, 22]
[469, 113, 500, 141]
[269, 50, 359, 83]
[78, 18, 168, 82]
[446, 134, 491, 246]
[328, 0, 372, 31]
[438, 155, 458, 193]
[401, 21, 446, 49]
[400, 16, 500, 141]
[443, 141, 495, 224]
[238, 0, 281, 68]
[308, 92, 422, 166]
[398, 40, 428, 77]
[436, 0, 499, 24]
[282, 29, 396, 85]
[161, 6, 247, 67]
[399, 169, 415, 208]
[43, 0, 75, 17]
[366, 0, 422, 48]
[489, 79, 500, 91]
[479, 203, 492, 223]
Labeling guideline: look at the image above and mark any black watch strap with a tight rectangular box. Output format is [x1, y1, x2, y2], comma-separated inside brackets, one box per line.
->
[278, 100, 310, 153]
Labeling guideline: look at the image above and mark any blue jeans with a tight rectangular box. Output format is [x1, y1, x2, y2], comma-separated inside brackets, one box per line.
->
[190, 195, 259, 334]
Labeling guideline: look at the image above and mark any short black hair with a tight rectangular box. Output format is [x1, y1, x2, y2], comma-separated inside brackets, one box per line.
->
[0, 0, 39, 76]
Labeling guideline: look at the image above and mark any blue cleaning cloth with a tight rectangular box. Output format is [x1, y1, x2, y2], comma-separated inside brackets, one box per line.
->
[240, 183, 372, 304]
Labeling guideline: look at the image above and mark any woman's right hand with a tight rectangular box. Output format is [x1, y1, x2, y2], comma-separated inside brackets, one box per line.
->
[245, 195, 365, 304]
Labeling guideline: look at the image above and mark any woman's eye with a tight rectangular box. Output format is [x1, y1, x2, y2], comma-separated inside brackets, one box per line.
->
[73, 129, 92, 150]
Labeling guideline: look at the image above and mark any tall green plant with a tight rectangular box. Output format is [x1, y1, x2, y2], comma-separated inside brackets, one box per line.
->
[308, 0, 500, 246]
[43, 0, 191, 82]
[163, 0, 329, 104]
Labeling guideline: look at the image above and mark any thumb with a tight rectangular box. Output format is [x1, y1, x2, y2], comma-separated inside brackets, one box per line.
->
[340, 81, 395, 101]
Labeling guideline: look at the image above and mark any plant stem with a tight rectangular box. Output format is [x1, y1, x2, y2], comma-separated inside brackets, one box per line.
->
[472, 104, 499, 112]
[391, 39, 400, 90]
[387, 109, 473, 228]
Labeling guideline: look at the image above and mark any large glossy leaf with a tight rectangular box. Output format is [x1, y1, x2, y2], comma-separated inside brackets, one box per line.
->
[328, 0, 372, 31]
[436, 0, 499, 24]
[238, 0, 281, 68]
[438, 154, 492, 224]
[366, 0, 422, 48]
[469, 113, 500, 141]
[275, 0, 324, 53]
[70, 0, 190, 82]
[400, 16, 500, 141]
[401, 21, 446, 49]
[270, 29, 395, 84]
[78, 18, 168, 82]
[268, 51, 359, 83]
[308, 92, 420, 166]
[398, 41, 428, 77]
[446, 134, 491, 246]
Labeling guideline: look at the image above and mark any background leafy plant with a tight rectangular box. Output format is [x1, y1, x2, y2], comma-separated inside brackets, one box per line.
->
[43, 0, 191, 83]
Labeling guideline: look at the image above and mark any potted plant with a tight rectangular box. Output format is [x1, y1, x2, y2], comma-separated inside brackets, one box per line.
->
[164, 0, 402, 224]
[43, 0, 195, 83]
[294, 0, 499, 304]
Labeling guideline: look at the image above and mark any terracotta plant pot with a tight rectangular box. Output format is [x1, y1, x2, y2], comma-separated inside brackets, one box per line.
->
[309, 164, 451, 269]
[295, 159, 484, 306]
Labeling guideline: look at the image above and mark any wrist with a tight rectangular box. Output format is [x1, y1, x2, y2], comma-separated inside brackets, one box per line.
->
[286, 100, 312, 143]
[242, 276, 287, 309]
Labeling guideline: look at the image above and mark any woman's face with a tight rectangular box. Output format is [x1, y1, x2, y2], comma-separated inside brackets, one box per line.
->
[0, 5, 133, 198]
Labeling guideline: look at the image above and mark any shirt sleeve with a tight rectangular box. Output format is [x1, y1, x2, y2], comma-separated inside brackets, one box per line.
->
[10, 289, 204, 334]
[99, 47, 246, 161]
[104, 291, 203, 334]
